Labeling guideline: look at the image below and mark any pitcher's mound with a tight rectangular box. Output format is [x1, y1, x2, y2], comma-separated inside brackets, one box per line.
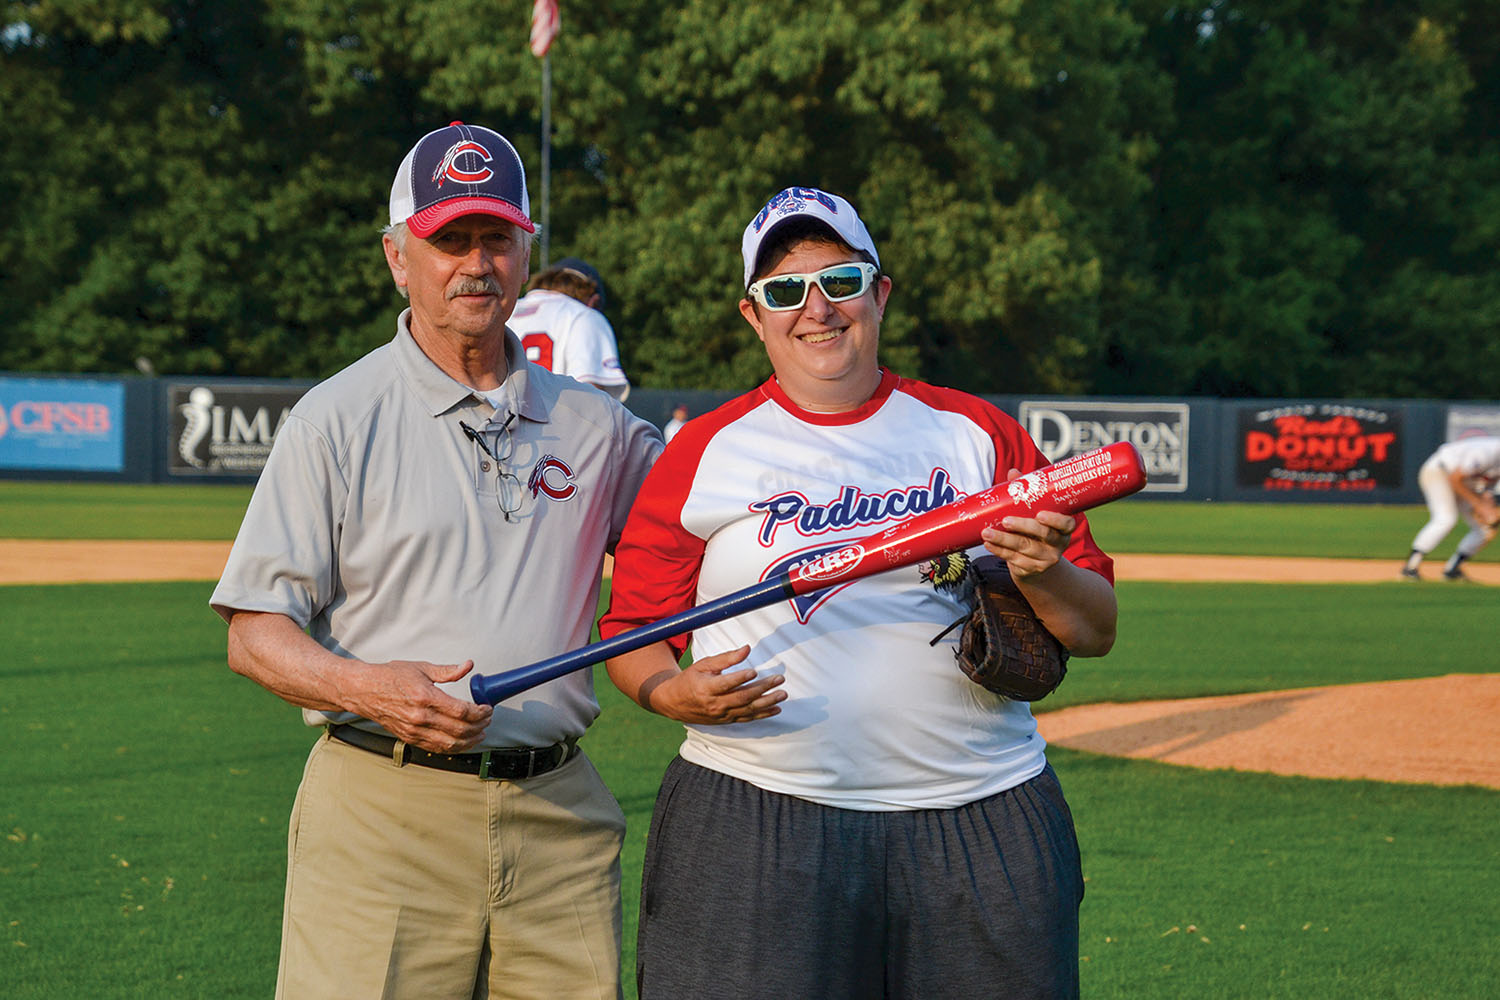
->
[1037, 674, 1500, 789]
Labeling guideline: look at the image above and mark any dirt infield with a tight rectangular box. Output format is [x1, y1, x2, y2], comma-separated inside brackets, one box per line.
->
[1038, 674, 1500, 790]
[5, 541, 1497, 587]
[4, 541, 1495, 788]
[0, 539, 234, 584]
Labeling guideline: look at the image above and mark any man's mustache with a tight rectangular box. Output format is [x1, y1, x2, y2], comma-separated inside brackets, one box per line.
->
[447, 276, 503, 299]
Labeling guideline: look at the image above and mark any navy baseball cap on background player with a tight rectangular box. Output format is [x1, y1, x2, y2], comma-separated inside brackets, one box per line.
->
[553, 257, 609, 307]
[389, 121, 535, 237]
[741, 186, 880, 287]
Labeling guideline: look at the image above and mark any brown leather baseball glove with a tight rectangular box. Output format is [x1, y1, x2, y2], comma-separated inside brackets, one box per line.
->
[937, 556, 1070, 701]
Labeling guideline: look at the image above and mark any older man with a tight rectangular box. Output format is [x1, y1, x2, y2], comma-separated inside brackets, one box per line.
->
[211, 121, 661, 999]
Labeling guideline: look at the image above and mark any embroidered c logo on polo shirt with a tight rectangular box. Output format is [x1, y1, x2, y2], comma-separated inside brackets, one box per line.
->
[527, 455, 577, 501]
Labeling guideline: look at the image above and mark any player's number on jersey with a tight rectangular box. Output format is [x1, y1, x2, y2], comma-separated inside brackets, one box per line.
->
[522, 333, 555, 371]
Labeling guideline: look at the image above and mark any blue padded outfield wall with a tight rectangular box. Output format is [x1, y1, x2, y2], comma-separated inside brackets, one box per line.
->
[3, 372, 1498, 504]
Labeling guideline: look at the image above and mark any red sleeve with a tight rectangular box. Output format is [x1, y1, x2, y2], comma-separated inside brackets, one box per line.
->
[599, 452, 704, 655]
[894, 378, 1116, 585]
[599, 387, 768, 654]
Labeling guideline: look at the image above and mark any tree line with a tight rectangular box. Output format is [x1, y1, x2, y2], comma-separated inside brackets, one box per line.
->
[3, 0, 1497, 399]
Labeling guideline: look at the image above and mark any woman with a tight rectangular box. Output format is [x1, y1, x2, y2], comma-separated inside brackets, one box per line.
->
[601, 186, 1118, 999]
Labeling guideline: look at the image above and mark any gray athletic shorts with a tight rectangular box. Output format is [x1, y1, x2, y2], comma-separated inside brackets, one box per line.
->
[636, 758, 1083, 1000]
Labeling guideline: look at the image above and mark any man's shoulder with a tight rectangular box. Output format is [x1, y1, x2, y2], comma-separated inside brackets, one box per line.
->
[288, 342, 402, 428]
[534, 374, 663, 468]
[528, 363, 644, 428]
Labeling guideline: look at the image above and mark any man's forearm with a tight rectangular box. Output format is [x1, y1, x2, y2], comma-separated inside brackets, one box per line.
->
[226, 610, 358, 713]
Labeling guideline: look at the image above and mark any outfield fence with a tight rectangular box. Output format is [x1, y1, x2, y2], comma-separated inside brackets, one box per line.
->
[2, 372, 1498, 504]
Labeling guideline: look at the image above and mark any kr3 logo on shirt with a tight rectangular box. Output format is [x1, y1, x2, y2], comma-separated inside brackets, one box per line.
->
[527, 455, 577, 501]
[763, 543, 867, 624]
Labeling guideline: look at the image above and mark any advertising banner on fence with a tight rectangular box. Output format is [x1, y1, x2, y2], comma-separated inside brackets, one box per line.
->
[1235, 402, 1402, 494]
[0, 376, 125, 471]
[1445, 405, 1500, 442]
[1018, 401, 1189, 493]
[168, 383, 306, 478]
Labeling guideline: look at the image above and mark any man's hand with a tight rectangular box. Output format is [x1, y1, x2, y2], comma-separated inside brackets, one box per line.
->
[1477, 494, 1500, 529]
[225, 611, 492, 754]
[346, 659, 493, 753]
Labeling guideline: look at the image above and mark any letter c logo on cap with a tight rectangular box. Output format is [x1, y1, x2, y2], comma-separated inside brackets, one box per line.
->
[432, 140, 494, 187]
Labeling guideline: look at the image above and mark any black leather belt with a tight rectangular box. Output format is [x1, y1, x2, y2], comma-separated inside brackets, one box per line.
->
[327, 723, 579, 780]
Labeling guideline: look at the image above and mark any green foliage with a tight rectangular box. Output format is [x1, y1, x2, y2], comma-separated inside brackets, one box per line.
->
[1124, 1, 1500, 398]
[3, 1, 1499, 399]
[1, 1, 399, 378]
[560, 0, 1168, 393]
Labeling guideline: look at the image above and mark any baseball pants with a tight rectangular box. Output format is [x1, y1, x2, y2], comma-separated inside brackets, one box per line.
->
[635, 758, 1084, 1000]
[276, 731, 624, 1000]
[1412, 457, 1492, 556]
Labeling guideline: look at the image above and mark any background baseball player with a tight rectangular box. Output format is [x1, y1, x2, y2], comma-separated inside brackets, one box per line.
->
[599, 186, 1118, 999]
[1401, 434, 1500, 580]
[509, 256, 632, 399]
[662, 402, 689, 442]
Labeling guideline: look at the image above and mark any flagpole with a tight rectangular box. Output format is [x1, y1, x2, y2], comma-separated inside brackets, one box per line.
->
[530, 0, 557, 268]
[540, 52, 551, 269]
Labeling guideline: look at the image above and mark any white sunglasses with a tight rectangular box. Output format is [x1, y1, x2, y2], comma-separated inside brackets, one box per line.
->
[747, 262, 878, 311]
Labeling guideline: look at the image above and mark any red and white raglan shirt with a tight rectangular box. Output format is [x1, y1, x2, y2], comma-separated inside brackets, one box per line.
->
[600, 369, 1114, 811]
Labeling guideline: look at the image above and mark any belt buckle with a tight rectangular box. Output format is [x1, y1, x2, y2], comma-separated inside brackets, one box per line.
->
[477, 747, 543, 781]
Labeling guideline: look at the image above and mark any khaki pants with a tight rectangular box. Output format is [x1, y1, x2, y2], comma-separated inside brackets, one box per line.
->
[276, 732, 624, 1000]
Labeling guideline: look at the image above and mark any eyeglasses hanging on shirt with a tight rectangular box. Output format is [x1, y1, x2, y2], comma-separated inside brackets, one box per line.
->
[459, 414, 523, 522]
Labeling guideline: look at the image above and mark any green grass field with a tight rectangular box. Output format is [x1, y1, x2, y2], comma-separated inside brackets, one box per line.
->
[0, 482, 253, 540]
[2, 480, 1495, 563]
[2, 489, 1497, 998]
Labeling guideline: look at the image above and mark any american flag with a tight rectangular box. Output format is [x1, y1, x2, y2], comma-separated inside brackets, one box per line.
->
[530, 0, 559, 58]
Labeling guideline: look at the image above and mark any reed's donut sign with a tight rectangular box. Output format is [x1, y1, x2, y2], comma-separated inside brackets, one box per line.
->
[1236, 403, 1402, 493]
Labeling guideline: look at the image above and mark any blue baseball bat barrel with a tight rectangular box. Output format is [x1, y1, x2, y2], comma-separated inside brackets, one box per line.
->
[470, 576, 795, 705]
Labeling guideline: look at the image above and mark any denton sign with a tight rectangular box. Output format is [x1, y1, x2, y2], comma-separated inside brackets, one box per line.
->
[1019, 401, 1188, 493]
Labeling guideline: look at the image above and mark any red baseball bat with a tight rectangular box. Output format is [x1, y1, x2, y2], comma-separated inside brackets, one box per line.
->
[471, 441, 1147, 705]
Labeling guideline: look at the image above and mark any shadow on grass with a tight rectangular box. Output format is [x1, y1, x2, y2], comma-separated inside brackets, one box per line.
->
[1052, 689, 1320, 759]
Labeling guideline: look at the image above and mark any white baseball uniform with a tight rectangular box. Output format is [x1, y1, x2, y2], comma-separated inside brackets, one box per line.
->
[508, 289, 630, 396]
[1411, 435, 1500, 555]
[601, 369, 1113, 810]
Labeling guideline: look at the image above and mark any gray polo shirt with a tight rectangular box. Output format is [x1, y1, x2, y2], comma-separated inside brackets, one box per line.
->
[210, 312, 663, 747]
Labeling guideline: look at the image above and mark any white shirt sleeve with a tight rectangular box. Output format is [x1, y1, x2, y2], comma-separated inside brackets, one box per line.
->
[555, 307, 629, 388]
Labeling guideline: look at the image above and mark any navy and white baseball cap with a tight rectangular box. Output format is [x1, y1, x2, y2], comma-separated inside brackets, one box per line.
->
[741, 186, 879, 287]
[389, 121, 535, 237]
